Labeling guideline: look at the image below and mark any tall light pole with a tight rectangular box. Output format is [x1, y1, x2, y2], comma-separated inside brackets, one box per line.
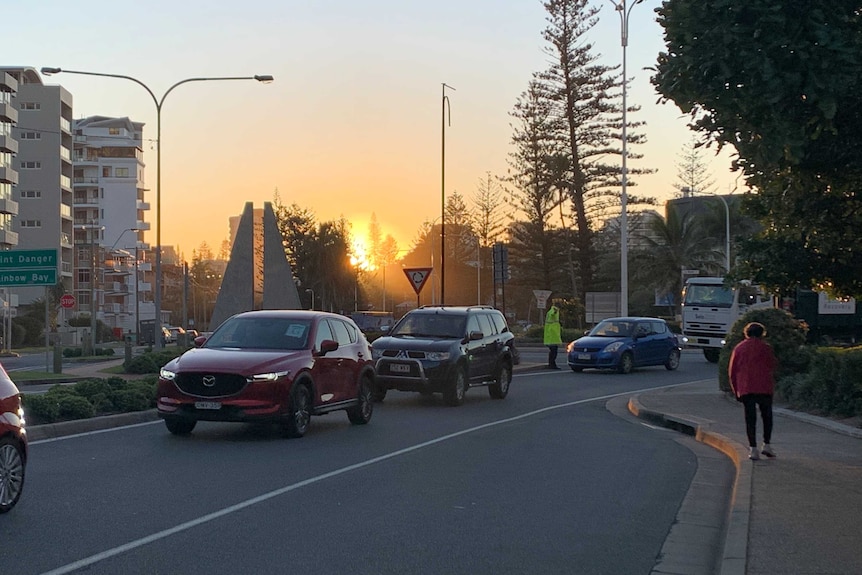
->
[607, 0, 643, 316]
[82, 222, 104, 354]
[41, 67, 273, 348]
[109, 227, 140, 340]
[441, 83, 455, 305]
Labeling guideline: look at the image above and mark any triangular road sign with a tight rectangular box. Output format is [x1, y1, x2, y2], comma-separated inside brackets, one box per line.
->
[403, 267, 433, 295]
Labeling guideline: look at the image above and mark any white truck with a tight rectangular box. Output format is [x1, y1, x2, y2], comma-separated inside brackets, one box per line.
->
[681, 277, 773, 362]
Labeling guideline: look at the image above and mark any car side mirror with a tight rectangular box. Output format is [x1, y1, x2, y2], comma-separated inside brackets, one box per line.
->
[468, 330, 484, 341]
[316, 339, 339, 356]
[194, 335, 207, 347]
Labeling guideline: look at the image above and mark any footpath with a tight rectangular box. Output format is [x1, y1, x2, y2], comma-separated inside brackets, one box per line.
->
[629, 380, 862, 575]
[22, 358, 862, 574]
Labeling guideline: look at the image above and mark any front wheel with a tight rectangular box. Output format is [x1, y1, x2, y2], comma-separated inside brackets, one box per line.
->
[665, 349, 681, 371]
[164, 417, 196, 436]
[617, 352, 634, 374]
[282, 384, 312, 438]
[489, 361, 511, 399]
[704, 348, 720, 363]
[347, 376, 374, 425]
[444, 367, 467, 406]
[0, 437, 25, 513]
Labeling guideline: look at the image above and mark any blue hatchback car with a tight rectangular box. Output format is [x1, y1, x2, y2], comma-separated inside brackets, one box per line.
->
[566, 317, 681, 374]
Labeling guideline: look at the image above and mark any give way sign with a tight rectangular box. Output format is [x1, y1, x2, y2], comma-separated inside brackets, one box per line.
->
[403, 267, 433, 295]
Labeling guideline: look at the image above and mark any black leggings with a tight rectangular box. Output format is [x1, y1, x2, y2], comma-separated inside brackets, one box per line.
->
[741, 394, 773, 447]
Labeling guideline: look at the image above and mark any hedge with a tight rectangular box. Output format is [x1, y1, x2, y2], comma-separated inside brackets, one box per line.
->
[23, 376, 158, 425]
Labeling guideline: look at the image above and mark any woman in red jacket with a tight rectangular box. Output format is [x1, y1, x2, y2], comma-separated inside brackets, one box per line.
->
[729, 322, 778, 460]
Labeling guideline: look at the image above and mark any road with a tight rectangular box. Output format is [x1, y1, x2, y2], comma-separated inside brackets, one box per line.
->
[2, 352, 729, 575]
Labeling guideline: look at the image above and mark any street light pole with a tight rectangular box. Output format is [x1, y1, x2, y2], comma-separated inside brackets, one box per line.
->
[607, 0, 643, 316]
[441, 83, 454, 305]
[41, 67, 273, 348]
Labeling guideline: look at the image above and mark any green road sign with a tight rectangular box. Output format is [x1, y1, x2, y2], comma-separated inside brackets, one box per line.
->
[0, 268, 57, 286]
[0, 249, 58, 270]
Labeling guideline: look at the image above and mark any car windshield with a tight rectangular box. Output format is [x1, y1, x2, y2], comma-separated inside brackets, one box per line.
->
[390, 314, 466, 339]
[590, 320, 634, 337]
[204, 317, 311, 350]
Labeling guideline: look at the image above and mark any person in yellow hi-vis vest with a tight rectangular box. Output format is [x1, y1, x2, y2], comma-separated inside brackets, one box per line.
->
[543, 301, 562, 369]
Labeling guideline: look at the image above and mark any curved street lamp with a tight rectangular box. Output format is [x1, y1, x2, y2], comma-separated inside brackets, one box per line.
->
[440, 83, 454, 305]
[606, 0, 643, 316]
[41, 67, 273, 348]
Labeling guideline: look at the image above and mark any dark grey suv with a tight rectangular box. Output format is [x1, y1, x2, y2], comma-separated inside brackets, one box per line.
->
[370, 305, 517, 406]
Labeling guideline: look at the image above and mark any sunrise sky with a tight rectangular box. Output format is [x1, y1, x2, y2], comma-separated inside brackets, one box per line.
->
[7, 0, 742, 258]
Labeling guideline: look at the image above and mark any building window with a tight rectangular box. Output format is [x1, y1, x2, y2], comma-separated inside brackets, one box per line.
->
[102, 166, 112, 178]
[115, 167, 129, 177]
[20, 220, 42, 228]
[18, 190, 42, 199]
[108, 127, 120, 135]
[20, 161, 42, 169]
[20, 132, 41, 140]
[20, 102, 41, 110]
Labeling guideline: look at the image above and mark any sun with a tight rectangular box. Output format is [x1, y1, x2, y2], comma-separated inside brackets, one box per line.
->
[350, 237, 373, 271]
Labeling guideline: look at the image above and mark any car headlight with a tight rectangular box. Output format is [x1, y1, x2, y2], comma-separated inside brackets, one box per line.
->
[603, 342, 624, 353]
[249, 370, 290, 382]
[160, 368, 177, 380]
[566, 341, 575, 353]
[426, 351, 450, 361]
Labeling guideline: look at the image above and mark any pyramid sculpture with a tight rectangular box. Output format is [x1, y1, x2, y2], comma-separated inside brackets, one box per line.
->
[209, 202, 302, 329]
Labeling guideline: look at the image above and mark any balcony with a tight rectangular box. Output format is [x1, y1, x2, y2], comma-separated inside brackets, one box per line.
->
[0, 102, 16, 124]
[60, 146, 72, 163]
[0, 134, 17, 155]
[60, 118, 71, 134]
[0, 197, 18, 216]
[136, 200, 150, 211]
[0, 165, 18, 185]
[60, 175, 71, 191]
[0, 228, 19, 248]
[136, 221, 151, 232]
[73, 177, 99, 186]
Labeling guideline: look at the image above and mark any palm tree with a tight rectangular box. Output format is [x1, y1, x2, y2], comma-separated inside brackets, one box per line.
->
[632, 208, 726, 316]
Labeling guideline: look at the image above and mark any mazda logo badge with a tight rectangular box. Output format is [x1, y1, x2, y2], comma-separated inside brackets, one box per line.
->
[202, 375, 216, 387]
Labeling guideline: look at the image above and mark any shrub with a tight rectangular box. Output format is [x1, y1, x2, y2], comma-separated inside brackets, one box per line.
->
[776, 347, 862, 418]
[21, 375, 159, 424]
[22, 394, 60, 423]
[63, 347, 83, 358]
[718, 307, 810, 393]
[124, 349, 183, 374]
[57, 395, 96, 420]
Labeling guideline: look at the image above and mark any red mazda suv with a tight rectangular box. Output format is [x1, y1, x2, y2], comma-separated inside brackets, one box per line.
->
[157, 310, 376, 438]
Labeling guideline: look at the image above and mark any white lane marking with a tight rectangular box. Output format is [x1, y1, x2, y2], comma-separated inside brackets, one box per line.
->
[38, 381, 695, 575]
[30, 421, 161, 445]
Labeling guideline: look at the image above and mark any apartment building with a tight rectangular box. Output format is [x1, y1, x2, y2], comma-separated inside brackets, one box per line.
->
[73, 115, 151, 338]
[1, 66, 74, 306]
[0, 71, 18, 250]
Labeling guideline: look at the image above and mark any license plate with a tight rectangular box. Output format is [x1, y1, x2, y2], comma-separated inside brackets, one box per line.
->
[390, 363, 410, 373]
[577, 353, 591, 361]
[195, 401, 221, 410]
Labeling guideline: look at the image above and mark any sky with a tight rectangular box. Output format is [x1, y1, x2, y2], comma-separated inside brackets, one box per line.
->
[6, 0, 742, 259]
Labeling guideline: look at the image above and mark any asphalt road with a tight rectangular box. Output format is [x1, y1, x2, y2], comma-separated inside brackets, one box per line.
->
[2, 353, 725, 575]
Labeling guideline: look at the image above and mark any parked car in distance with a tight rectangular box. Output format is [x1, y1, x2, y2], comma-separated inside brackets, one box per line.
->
[371, 305, 516, 406]
[157, 310, 375, 438]
[0, 363, 26, 513]
[166, 326, 186, 344]
[566, 317, 681, 374]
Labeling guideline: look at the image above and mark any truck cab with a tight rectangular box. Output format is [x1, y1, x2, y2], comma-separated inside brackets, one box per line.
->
[681, 278, 772, 362]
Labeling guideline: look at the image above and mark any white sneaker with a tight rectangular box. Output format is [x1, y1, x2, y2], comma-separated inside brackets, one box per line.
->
[749, 447, 760, 460]
[761, 443, 776, 458]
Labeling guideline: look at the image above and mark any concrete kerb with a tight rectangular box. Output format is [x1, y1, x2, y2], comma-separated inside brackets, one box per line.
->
[627, 396, 750, 575]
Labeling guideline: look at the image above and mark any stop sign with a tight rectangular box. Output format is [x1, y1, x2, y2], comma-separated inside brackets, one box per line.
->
[60, 294, 76, 309]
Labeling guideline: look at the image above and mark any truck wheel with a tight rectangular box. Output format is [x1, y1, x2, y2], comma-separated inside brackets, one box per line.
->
[704, 348, 720, 363]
